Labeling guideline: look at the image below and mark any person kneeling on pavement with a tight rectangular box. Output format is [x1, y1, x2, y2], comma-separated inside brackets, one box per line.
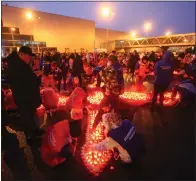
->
[172, 63, 196, 108]
[41, 120, 74, 167]
[90, 111, 146, 164]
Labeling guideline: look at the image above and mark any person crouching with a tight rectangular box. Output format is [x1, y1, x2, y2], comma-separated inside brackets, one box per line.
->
[90, 111, 146, 164]
[41, 120, 74, 167]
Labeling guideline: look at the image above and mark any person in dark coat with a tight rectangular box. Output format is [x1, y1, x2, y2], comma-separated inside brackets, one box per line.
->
[151, 47, 174, 110]
[128, 53, 139, 82]
[5, 46, 43, 141]
[56, 58, 69, 92]
[69, 53, 85, 87]
[1, 90, 31, 180]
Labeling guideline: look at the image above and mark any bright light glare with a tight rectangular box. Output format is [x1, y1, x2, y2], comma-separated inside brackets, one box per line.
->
[144, 22, 152, 31]
[102, 7, 111, 17]
[11, 27, 15, 32]
[130, 31, 137, 38]
[165, 31, 171, 36]
[26, 12, 33, 20]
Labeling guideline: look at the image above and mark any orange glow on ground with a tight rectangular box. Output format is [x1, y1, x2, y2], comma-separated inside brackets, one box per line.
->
[36, 90, 180, 176]
[81, 111, 112, 176]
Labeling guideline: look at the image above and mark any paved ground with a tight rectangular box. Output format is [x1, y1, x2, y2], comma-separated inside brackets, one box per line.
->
[2, 104, 195, 180]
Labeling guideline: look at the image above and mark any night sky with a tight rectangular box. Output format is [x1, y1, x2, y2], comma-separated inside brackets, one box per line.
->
[5, 1, 196, 36]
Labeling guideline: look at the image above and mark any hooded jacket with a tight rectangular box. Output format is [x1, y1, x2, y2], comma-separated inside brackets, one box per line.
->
[154, 51, 174, 85]
[41, 120, 72, 167]
[91, 119, 145, 163]
[66, 87, 87, 120]
[6, 51, 41, 112]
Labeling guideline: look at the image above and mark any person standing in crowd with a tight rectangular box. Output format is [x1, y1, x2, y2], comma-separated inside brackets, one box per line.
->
[96, 54, 108, 87]
[183, 48, 193, 64]
[56, 57, 69, 92]
[135, 56, 149, 91]
[151, 46, 174, 111]
[92, 55, 124, 130]
[128, 52, 139, 84]
[32, 54, 40, 71]
[69, 53, 85, 87]
[42, 61, 56, 90]
[5, 46, 43, 144]
[65, 87, 87, 155]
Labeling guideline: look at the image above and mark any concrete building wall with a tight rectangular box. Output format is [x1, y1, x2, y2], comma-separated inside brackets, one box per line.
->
[95, 28, 130, 49]
[2, 5, 95, 52]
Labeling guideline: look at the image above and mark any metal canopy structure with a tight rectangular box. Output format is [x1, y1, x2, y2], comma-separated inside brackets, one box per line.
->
[115, 33, 196, 49]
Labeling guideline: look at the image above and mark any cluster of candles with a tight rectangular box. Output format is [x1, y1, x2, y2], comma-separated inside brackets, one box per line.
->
[87, 92, 104, 105]
[81, 111, 112, 176]
[81, 91, 180, 176]
[37, 95, 68, 110]
[120, 91, 151, 101]
[158, 92, 180, 106]
[57, 95, 68, 106]
[87, 91, 180, 106]
[35, 90, 180, 176]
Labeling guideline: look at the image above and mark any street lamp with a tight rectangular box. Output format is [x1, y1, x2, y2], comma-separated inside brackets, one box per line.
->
[102, 7, 111, 17]
[144, 22, 152, 37]
[11, 27, 16, 32]
[101, 7, 113, 52]
[25, 11, 41, 52]
[130, 31, 137, 39]
[26, 11, 33, 20]
[165, 31, 171, 36]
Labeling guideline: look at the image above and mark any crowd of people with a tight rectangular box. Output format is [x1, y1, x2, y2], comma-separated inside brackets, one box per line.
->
[1, 45, 196, 179]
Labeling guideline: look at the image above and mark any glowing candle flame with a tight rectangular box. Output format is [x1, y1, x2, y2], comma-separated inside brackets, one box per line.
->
[35, 90, 180, 176]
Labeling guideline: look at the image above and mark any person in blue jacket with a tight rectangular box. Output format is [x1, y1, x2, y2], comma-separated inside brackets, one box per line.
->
[172, 62, 196, 108]
[90, 110, 146, 164]
[151, 47, 174, 110]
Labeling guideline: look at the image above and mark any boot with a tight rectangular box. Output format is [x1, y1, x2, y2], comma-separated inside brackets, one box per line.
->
[71, 137, 78, 156]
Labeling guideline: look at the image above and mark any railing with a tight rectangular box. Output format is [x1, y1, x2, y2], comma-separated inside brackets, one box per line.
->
[113, 33, 196, 48]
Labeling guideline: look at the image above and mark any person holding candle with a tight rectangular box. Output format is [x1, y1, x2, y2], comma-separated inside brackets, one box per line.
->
[90, 111, 146, 164]
[92, 55, 124, 130]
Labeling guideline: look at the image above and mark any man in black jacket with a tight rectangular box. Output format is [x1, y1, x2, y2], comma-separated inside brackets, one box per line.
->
[2, 90, 31, 180]
[56, 58, 69, 92]
[6, 46, 43, 141]
[69, 53, 85, 87]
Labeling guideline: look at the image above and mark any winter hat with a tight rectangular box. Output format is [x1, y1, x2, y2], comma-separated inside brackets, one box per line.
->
[66, 87, 87, 111]
[41, 120, 71, 167]
[42, 88, 58, 110]
[70, 108, 83, 120]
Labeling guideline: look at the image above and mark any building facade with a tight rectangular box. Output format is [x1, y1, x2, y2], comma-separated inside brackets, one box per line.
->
[2, 5, 95, 52]
[2, 5, 131, 53]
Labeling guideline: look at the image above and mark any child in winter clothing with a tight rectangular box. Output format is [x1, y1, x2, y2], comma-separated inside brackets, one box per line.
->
[90, 111, 146, 164]
[65, 87, 87, 154]
[41, 120, 74, 167]
[135, 56, 149, 91]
